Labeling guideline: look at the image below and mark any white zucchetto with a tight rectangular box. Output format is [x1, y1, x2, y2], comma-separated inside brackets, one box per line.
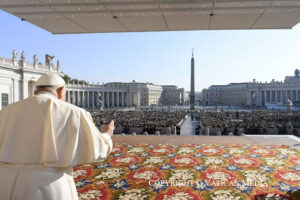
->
[36, 73, 65, 87]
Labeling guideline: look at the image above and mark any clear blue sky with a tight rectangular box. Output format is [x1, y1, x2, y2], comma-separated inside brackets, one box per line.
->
[1, 9, 300, 91]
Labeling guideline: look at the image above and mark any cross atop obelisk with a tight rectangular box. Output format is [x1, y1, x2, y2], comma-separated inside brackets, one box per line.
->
[190, 49, 195, 110]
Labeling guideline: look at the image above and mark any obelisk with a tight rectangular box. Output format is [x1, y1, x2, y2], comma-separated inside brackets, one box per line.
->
[190, 50, 195, 110]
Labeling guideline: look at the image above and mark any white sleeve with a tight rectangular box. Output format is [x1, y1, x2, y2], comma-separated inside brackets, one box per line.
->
[81, 111, 113, 160]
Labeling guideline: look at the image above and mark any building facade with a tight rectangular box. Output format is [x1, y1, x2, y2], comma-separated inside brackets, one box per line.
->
[0, 51, 62, 110]
[202, 71, 300, 107]
[161, 85, 185, 105]
[0, 52, 183, 110]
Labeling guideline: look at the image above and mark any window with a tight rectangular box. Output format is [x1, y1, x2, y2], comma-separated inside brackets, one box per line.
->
[1, 93, 9, 108]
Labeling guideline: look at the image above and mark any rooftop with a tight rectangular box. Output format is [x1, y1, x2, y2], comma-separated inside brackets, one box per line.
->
[1, 0, 300, 34]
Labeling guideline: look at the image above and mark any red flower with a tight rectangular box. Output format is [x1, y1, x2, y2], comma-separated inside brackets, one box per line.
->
[275, 170, 300, 184]
[289, 157, 300, 165]
[250, 148, 276, 156]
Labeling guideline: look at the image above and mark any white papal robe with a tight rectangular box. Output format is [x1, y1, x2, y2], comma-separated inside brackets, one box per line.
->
[0, 92, 113, 200]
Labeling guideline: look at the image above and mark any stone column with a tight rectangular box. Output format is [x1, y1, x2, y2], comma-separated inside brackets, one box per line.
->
[126, 92, 129, 107]
[96, 92, 99, 107]
[263, 91, 266, 105]
[112, 91, 115, 107]
[137, 91, 141, 106]
[87, 91, 90, 108]
[106, 91, 109, 107]
[73, 91, 75, 104]
[22, 80, 29, 100]
[280, 91, 283, 103]
[82, 91, 85, 107]
[270, 91, 273, 102]
[246, 91, 251, 106]
[256, 90, 259, 106]
[122, 92, 125, 107]
[117, 92, 120, 107]
[68, 91, 70, 104]
[190, 54, 195, 110]
[13, 79, 20, 102]
[129, 92, 132, 107]
[77, 91, 80, 106]
[73, 91, 76, 105]
[72, 91, 75, 105]
[275, 90, 278, 103]
[13, 79, 19, 103]
[101, 92, 104, 107]
[92, 92, 95, 108]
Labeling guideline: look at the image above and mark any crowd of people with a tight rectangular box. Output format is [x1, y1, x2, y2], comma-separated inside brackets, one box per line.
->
[89, 110, 187, 134]
[88, 109, 300, 136]
[197, 110, 300, 135]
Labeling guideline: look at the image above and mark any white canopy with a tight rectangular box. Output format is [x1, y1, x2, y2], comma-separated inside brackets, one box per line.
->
[1, 0, 300, 34]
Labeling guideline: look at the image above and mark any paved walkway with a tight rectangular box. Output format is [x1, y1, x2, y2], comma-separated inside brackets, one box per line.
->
[180, 116, 200, 135]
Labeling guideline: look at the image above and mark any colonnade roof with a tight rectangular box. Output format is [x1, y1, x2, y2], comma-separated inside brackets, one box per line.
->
[1, 0, 300, 34]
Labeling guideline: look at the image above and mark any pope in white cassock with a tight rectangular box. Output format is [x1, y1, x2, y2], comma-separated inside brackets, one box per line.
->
[0, 73, 114, 200]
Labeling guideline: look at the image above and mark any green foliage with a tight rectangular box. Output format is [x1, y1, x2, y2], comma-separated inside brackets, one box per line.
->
[62, 74, 88, 85]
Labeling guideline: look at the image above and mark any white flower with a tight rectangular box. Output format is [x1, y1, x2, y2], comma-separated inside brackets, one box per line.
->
[116, 157, 135, 163]
[153, 148, 169, 153]
[79, 190, 102, 200]
[162, 192, 194, 200]
[174, 157, 193, 164]
[127, 147, 145, 153]
[263, 158, 285, 166]
[279, 172, 300, 181]
[143, 157, 164, 165]
[118, 188, 149, 200]
[233, 158, 253, 165]
[178, 148, 194, 154]
[204, 157, 224, 165]
[169, 169, 194, 182]
[196, 182, 207, 190]
[277, 148, 297, 155]
[133, 170, 158, 180]
[253, 149, 270, 154]
[203, 148, 219, 154]
[73, 170, 87, 179]
[242, 170, 270, 183]
[111, 147, 121, 153]
[206, 171, 232, 182]
[210, 190, 242, 200]
[228, 148, 244, 154]
[95, 168, 123, 180]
